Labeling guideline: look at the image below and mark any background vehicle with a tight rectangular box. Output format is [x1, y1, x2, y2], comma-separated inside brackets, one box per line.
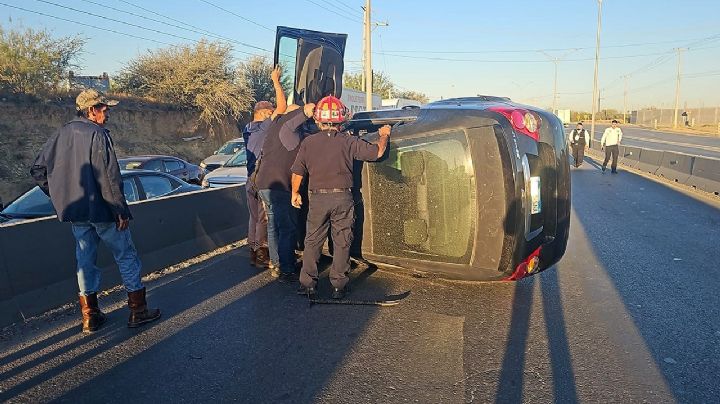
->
[200, 138, 245, 172]
[346, 97, 571, 281]
[201, 150, 248, 188]
[119, 155, 205, 185]
[0, 170, 201, 225]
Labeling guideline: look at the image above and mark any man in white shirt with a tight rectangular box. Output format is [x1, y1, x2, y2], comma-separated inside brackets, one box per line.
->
[600, 119, 623, 173]
[568, 122, 590, 168]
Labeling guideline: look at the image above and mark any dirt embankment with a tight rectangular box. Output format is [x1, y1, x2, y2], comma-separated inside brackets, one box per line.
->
[0, 96, 245, 204]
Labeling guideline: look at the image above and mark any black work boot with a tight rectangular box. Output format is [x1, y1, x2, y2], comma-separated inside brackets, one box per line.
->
[127, 287, 161, 328]
[79, 293, 106, 333]
[331, 287, 348, 300]
[296, 285, 317, 298]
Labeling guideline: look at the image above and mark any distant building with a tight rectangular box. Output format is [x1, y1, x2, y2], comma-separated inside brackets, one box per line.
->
[65, 71, 111, 92]
[381, 98, 422, 109]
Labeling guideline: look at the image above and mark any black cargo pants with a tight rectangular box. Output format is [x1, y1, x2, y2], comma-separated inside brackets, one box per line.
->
[603, 144, 619, 172]
[572, 142, 585, 167]
[300, 191, 354, 289]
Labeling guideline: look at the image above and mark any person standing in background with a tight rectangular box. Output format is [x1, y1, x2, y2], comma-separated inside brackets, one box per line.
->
[600, 119, 623, 173]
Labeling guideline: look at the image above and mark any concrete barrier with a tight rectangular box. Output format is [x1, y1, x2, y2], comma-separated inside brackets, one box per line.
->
[0, 185, 247, 327]
[686, 157, 720, 195]
[635, 149, 664, 174]
[620, 146, 642, 169]
[656, 152, 695, 184]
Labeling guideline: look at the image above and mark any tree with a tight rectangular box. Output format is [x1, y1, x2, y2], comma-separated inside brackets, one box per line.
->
[115, 40, 252, 129]
[343, 71, 395, 98]
[239, 56, 290, 105]
[0, 24, 84, 96]
[394, 90, 429, 104]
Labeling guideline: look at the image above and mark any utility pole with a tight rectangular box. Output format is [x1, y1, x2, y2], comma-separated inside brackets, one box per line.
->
[363, 0, 373, 110]
[673, 48, 685, 128]
[623, 75, 629, 124]
[590, 0, 603, 145]
[540, 49, 578, 116]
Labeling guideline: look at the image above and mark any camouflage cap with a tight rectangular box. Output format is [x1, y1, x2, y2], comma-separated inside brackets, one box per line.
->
[75, 89, 119, 111]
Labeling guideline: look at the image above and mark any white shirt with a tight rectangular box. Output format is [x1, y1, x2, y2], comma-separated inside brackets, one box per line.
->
[601, 127, 623, 147]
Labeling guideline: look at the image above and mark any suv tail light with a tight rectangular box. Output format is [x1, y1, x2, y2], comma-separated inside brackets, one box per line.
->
[504, 246, 542, 281]
[489, 107, 540, 141]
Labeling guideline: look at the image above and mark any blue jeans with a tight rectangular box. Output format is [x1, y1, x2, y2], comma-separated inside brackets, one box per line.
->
[258, 189, 297, 273]
[71, 222, 144, 296]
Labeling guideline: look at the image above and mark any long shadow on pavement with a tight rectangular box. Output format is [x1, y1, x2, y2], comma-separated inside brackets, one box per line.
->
[571, 157, 720, 403]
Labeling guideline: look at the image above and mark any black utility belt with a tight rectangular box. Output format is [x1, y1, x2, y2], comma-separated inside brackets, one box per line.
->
[309, 188, 352, 194]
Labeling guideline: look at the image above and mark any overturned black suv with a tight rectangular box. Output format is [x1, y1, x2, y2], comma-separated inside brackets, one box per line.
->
[276, 26, 570, 281]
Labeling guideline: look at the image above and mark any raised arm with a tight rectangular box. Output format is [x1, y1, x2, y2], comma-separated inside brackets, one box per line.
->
[270, 65, 287, 121]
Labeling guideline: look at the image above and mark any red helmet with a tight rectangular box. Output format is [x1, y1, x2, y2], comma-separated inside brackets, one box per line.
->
[313, 95, 349, 124]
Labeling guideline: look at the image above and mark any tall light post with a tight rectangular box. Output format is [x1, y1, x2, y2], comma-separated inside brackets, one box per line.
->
[673, 48, 685, 128]
[363, 0, 373, 110]
[622, 75, 629, 124]
[540, 49, 578, 115]
[590, 0, 603, 146]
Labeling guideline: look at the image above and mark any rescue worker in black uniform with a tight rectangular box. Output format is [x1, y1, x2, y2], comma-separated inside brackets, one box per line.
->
[290, 96, 391, 299]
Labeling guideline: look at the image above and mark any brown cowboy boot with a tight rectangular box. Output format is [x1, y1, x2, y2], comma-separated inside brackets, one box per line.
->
[127, 287, 161, 328]
[249, 248, 258, 267]
[255, 246, 270, 269]
[79, 293, 106, 333]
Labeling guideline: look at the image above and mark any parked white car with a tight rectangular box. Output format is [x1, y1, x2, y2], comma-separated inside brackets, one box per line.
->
[200, 138, 245, 172]
[201, 150, 248, 188]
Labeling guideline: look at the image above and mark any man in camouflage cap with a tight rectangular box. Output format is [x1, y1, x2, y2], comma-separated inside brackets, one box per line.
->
[30, 89, 161, 333]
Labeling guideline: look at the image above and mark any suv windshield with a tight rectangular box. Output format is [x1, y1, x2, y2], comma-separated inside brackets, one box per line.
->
[224, 151, 247, 167]
[217, 141, 244, 155]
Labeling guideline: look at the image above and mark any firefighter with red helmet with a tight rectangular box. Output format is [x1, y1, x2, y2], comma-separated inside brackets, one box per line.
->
[290, 96, 391, 299]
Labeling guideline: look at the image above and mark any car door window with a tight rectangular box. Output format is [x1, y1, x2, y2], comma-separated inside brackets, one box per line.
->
[138, 175, 178, 199]
[142, 159, 163, 172]
[163, 159, 184, 172]
[123, 178, 140, 202]
[366, 130, 476, 264]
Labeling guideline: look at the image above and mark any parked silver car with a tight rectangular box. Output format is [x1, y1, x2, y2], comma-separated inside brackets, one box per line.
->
[200, 138, 245, 172]
[201, 150, 248, 188]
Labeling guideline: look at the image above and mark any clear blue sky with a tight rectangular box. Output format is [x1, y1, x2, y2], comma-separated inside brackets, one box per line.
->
[2, 0, 719, 111]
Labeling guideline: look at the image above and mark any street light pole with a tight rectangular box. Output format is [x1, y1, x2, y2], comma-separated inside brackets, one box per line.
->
[623, 75, 629, 124]
[673, 48, 685, 128]
[540, 49, 577, 116]
[590, 0, 603, 146]
[363, 0, 373, 110]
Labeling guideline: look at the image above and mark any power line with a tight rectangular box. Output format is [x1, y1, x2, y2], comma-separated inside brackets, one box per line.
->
[336, 0, 363, 16]
[372, 49, 678, 63]
[198, 0, 274, 32]
[380, 34, 720, 55]
[117, 0, 211, 33]
[0, 2, 173, 45]
[32, 0, 269, 56]
[78, 0, 271, 53]
[303, 0, 363, 23]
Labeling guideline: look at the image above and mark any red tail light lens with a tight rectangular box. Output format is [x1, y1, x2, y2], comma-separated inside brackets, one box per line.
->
[489, 107, 540, 141]
[504, 246, 542, 281]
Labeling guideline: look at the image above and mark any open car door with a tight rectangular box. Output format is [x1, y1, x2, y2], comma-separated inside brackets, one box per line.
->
[274, 26, 347, 106]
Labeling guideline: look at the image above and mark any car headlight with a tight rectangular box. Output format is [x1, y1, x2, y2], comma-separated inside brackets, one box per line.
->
[201, 178, 209, 188]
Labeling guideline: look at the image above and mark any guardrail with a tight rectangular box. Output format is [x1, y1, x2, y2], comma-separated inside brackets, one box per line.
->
[0, 185, 248, 328]
[587, 141, 720, 196]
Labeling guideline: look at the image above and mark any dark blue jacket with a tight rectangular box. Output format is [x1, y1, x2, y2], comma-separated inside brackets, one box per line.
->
[30, 117, 131, 223]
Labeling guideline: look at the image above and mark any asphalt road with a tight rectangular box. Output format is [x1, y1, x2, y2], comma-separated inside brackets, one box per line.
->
[587, 124, 720, 159]
[1, 158, 719, 403]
